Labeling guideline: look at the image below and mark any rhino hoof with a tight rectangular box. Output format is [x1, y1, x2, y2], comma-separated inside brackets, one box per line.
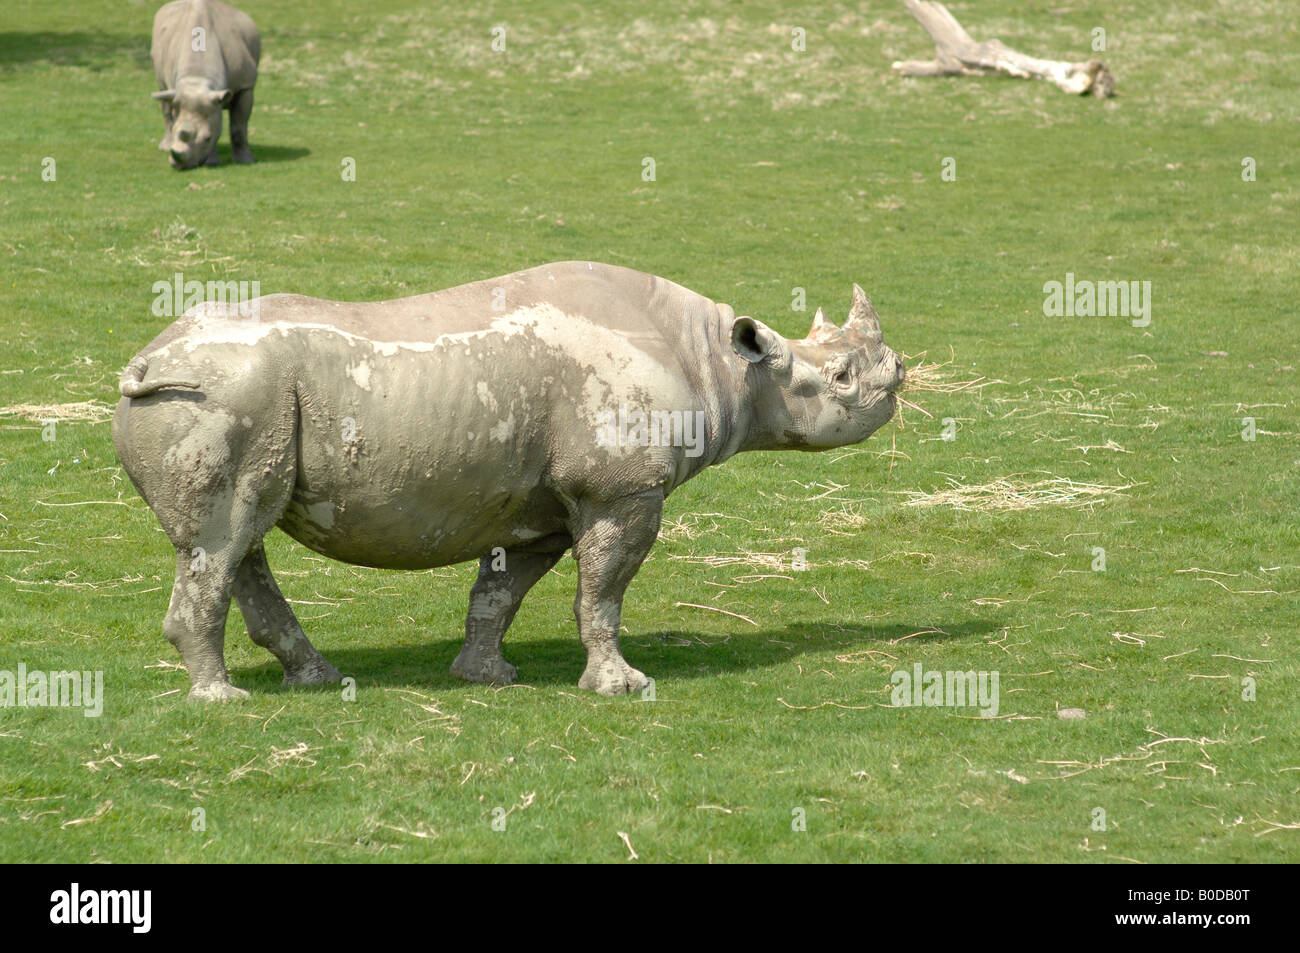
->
[450, 652, 517, 685]
[283, 656, 343, 687]
[233, 149, 255, 164]
[579, 661, 649, 697]
[188, 682, 251, 703]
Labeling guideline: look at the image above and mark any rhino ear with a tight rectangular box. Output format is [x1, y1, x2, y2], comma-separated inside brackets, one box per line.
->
[731, 317, 786, 365]
[843, 283, 883, 342]
[152, 89, 176, 101]
[210, 88, 232, 107]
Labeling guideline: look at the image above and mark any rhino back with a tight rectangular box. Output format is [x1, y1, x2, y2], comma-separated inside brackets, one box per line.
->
[272, 262, 744, 466]
[152, 0, 259, 89]
[252, 261, 748, 460]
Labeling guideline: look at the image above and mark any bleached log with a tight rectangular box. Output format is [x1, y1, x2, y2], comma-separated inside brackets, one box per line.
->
[892, 0, 1114, 98]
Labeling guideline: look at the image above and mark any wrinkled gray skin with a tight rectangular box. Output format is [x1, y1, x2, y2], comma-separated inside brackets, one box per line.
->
[113, 261, 905, 701]
[151, 0, 259, 168]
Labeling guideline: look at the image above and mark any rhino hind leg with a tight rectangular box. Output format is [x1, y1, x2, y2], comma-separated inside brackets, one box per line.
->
[122, 390, 298, 701]
[162, 483, 291, 700]
[229, 89, 254, 164]
[570, 490, 662, 696]
[164, 550, 249, 702]
[452, 548, 565, 685]
[234, 544, 342, 687]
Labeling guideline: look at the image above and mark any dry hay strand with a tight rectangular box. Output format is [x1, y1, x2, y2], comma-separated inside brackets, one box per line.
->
[657, 511, 753, 543]
[893, 393, 932, 419]
[226, 742, 321, 782]
[903, 353, 990, 396]
[0, 400, 114, 424]
[818, 503, 875, 531]
[892, 352, 995, 428]
[900, 476, 1137, 512]
[667, 551, 787, 571]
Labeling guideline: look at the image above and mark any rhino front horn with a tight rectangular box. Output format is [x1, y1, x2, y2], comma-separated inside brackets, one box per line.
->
[802, 307, 841, 344]
[843, 283, 883, 342]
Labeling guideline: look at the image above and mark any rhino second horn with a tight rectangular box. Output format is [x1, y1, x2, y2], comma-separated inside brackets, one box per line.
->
[843, 283, 883, 341]
[803, 307, 841, 344]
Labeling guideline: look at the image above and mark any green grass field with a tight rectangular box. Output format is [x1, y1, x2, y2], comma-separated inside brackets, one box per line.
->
[0, 0, 1296, 862]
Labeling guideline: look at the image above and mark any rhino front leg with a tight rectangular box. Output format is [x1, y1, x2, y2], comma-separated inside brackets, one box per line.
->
[234, 544, 342, 687]
[229, 88, 255, 164]
[158, 100, 175, 151]
[452, 548, 564, 685]
[570, 489, 663, 696]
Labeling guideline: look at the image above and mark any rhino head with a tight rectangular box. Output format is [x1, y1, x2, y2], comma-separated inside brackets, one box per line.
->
[732, 283, 905, 450]
[153, 78, 230, 168]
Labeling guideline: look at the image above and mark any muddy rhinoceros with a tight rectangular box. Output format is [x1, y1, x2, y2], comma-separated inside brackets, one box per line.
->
[113, 261, 905, 700]
[150, 0, 260, 168]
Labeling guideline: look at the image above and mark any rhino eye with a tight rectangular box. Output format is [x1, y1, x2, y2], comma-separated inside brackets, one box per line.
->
[834, 369, 851, 385]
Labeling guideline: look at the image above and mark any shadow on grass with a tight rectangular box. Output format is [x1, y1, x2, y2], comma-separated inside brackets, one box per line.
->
[232, 619, 1000, 695]
[163, 144, 311, 169]
[242, 144, 311, 165]
[0, 32, 149, 72]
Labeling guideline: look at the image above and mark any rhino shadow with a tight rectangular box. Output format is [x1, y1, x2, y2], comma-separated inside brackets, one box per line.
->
[182, 144, 310, 167]
[236, 144, 310, 165]
[231, 619, 1001, 695]
[0, 32, 149, 72]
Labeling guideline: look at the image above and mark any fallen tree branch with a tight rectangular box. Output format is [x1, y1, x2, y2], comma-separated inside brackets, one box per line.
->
[892, 0, 1114, 98]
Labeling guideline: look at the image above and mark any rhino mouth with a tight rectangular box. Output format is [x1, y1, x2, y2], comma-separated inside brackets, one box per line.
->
[857, 388, 897, 419]
[169, 148, 206, 169]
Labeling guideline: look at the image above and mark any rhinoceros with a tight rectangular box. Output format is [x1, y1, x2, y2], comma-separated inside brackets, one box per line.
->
[150, 0, 260, 168]
[113, 261, 905, 700]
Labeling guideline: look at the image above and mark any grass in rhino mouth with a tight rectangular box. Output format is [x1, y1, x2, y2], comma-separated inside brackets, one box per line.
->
[895, 352, 991, 424]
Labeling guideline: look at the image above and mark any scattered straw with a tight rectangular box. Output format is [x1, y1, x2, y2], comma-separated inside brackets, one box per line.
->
[226, 742, 320, 782]
[894, 393, 932, 418]
[899, 476, 1136, 512]
[892, 353, 995, 426]
[658, 512, 754, 542]
[834, 649, 897, 666]
[902, 354, 992, 396]
[60, 799, 113, 829]
[674, 602, 758, 626]
[83, 752, 160, 772]
[0, 400, 114, 423]
[776, 697, 875, 711]
[378, 821, 437, 840]
[617, 830, 639, 860]
[1255, 822, 1300, 838]
[668, 552, 786, 571]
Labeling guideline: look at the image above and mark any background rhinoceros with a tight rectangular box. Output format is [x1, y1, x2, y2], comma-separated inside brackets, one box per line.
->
[113, 261, 905, 700]
[150, 0, 260, 168]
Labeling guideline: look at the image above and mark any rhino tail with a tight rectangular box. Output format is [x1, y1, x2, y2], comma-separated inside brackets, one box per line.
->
[119, 355, 201, 398]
